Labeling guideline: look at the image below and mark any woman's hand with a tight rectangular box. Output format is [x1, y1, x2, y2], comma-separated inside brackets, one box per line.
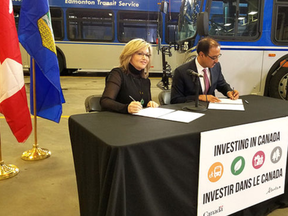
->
[128, 101, 143, 114]
[147, 101, 159, 108]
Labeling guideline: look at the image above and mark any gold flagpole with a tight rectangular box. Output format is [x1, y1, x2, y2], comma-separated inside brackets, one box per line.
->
[0, 127, 19, 180]
[21, 58, 51, 161]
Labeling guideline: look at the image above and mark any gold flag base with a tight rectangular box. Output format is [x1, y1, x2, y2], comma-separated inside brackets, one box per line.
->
[0, 160, 19, 180]
[21, 147, 51, 161]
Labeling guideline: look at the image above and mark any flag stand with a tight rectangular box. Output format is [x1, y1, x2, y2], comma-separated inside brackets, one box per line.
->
[21, 59, 51, 161]
[0, 132, 19, 180]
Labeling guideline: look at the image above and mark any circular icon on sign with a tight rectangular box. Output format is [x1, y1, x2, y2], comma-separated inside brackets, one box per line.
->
[208, 162, 224, 183]
[231, 156, 245, 175]
[270, 146, 282, 164]
[252, 151, 265, 169]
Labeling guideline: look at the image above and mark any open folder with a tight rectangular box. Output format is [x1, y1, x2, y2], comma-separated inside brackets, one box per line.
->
[133, 107, 204, 123]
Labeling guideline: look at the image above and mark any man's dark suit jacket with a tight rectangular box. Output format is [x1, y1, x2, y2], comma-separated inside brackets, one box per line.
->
[170, 59, 233, 104]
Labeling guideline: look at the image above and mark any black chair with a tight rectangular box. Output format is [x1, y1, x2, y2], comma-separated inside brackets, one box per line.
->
[158, 90, 171, 105]
[84, 95, 102, 112]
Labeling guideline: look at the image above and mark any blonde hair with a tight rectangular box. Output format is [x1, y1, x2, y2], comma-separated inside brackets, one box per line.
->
[119, 38, 152, 78]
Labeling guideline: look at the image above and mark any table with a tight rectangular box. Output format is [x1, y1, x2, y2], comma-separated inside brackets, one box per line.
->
[68, 95, 288, 216]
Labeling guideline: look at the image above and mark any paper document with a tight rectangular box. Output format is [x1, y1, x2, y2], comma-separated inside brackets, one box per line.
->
[208, 99, 245, 111]
[158, 110, 204, 123]
[133, 107, 175, 118]
[133, 107, 204, 123]
[217, 98, 243, 104]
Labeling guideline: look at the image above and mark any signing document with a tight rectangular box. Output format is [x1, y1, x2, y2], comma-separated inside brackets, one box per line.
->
[208, 98, 245, 111]
[133, 107, 204, 123]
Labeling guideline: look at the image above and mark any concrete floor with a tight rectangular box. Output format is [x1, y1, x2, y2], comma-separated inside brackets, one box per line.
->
[0, 75, 287, 216]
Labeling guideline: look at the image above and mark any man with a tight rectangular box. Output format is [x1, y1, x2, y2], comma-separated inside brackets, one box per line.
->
[170, 37, 239, 104]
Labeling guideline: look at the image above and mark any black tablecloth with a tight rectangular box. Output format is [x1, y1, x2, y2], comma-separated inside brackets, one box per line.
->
[69, 95, 288, 216]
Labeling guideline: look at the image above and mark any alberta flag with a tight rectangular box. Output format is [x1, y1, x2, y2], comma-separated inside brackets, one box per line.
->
[18, 0, 65, 123]
[0, 0, 32, 143]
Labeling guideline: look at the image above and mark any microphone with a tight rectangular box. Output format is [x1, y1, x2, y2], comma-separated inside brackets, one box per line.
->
[187, 69, 203, 77]
[182, 69, 207, 112]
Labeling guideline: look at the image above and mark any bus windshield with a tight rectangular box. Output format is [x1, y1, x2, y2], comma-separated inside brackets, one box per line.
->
[209, 0, 260, 38]
[178, 0, 261, 43]
[178, 0, 202, 42]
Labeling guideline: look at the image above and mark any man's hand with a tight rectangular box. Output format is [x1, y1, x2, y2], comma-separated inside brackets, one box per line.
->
[227, 90, 239, 100]
[199, 95, 221, 103]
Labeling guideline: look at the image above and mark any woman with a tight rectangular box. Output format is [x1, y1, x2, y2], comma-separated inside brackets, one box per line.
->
[100, 38, 159, 114]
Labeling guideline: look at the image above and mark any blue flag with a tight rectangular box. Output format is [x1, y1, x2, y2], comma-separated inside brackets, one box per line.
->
[18, 0, 65, 123]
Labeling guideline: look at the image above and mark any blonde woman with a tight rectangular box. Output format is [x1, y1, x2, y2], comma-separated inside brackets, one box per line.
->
[100, 38, 159, 114]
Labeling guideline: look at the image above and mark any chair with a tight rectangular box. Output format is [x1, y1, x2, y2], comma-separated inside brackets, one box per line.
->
[158, 90, 171, 105]
[84, 95, 102, 112]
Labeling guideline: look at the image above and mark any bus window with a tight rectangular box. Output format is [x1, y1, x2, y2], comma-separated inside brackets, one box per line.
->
[275, 6, 288, 42]
[178, 0, 202, 42]
[117, 11, 161, 44]
[209, 0, 260, 39]
[50, 8, 64, 41]
[67, 9, 114, 42]
[14, 6, 64, 40]
[165, 12, 179, 44]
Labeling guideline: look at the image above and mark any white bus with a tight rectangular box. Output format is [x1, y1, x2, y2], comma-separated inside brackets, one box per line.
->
[13, 0, 184, 76]
[13, 0, 288, 99]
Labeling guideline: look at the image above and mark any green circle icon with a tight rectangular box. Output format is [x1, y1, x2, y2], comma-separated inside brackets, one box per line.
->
[231, 156, 245, 175]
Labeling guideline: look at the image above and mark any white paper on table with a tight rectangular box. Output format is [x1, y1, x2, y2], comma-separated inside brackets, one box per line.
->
[208, 99, 245, 111]
[158, 110, 205, 123]
[133, 107, 175, 118]
[217, 98, 243, 104]
[133, 107, 205, 123]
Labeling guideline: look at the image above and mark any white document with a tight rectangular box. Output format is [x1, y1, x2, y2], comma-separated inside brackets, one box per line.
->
[217, 98, 243, 104]
[133, 107, 204, 123]
[158, 110, 204, 123]
[208, 99, 245, 111]
[133, 107, 175, 118]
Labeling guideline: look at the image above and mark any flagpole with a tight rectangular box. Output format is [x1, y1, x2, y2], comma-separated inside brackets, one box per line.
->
[0, 128, 19, 180]
[21, 59, 51, 161]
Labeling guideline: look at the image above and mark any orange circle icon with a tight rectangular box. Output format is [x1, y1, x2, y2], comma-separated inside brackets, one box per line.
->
[208, 162, 224, 182]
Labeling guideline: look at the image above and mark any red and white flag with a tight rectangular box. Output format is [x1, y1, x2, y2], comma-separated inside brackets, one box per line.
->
[0, 0, 32, 143]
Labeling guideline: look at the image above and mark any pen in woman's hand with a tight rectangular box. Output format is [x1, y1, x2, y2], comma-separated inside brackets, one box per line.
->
[129, 95, 142, 108]
[128, 96, 143, 113]
[129, 95, 135, 101]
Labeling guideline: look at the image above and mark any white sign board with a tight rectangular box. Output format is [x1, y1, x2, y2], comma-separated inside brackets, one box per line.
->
[198, 117, 288, 216]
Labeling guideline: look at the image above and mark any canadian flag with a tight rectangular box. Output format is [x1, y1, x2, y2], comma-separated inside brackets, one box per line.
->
[0, 0, 32, 143]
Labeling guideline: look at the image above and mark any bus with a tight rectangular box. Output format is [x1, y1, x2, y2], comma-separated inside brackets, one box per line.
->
[177, 0, 288, 100]
[12, 0, 184, 76]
